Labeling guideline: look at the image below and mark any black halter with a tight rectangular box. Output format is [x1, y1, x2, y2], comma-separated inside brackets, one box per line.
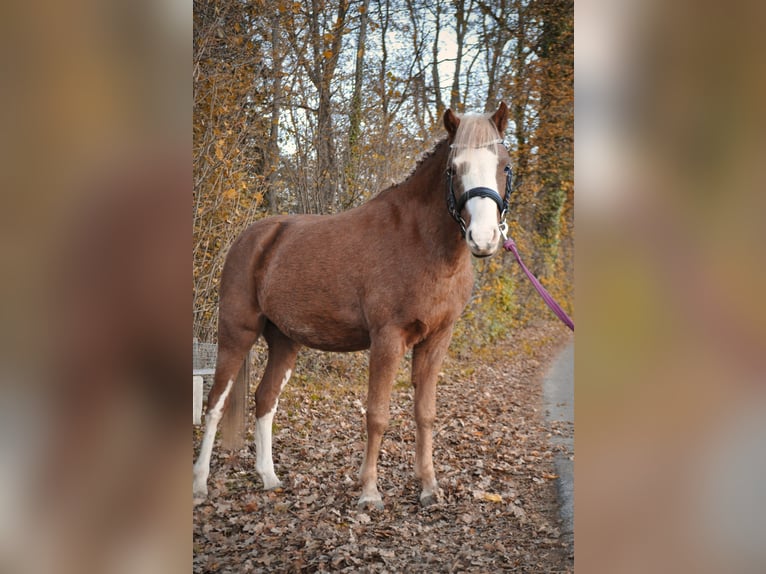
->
[446, 161, 513, 237]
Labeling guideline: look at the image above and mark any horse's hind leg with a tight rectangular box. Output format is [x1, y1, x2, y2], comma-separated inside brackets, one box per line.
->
[253, 321, 301, 490]
[193, 316, 264, 505]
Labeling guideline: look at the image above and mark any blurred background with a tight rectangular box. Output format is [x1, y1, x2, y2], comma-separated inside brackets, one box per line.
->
[0, 0, 189, 572]
[192, 0, 574, 351]
[576, 0, 766, 571]
[0, 0, 764, 572]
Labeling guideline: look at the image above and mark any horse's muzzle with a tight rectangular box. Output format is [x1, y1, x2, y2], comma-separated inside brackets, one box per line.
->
[467, 227, 501, 258]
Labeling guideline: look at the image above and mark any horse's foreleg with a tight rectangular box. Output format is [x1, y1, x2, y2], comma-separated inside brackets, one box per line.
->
[358, 329, 407, 510]
[254, 323, 300, 490]
[412, 327, 453, 506]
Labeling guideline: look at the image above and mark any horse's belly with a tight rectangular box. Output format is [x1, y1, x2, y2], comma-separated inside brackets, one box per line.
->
[276, 317, 371, 352]
[261, 287, 370, 351]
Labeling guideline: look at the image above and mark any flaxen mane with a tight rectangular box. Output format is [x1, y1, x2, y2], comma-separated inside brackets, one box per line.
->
[447, 112, 505, 167]
[391, 113, 503, 194]
[451, 112, 504, 148]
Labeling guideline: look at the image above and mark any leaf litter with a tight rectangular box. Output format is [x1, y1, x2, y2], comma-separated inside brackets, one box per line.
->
[194, 321, 573, 572]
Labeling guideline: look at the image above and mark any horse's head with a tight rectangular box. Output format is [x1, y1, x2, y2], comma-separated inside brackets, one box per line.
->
[444, 102, 511, 258]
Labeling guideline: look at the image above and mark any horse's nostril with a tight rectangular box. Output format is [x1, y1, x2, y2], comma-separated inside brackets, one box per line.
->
[467, 229, 473, 242]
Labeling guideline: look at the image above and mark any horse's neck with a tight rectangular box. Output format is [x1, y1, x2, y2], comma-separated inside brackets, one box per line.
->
[392, 140, 468, 262]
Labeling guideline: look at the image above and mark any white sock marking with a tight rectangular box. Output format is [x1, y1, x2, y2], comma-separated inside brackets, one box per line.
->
[193, 378, 233, 502]
[255, 368, 292, 490]
[281, 368, 292, 391]
[255, 405, 280, 489]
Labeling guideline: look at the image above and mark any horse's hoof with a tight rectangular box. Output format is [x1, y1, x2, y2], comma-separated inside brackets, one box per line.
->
[193, 487, 207, 506]
[358, 496, 385, 511]
[262, 478, 283, 491]
[419, 489, 442, 507]
[193, 482, 208, 506]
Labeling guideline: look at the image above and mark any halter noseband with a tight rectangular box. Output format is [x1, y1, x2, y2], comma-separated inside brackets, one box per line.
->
[446, 143, 513, 237]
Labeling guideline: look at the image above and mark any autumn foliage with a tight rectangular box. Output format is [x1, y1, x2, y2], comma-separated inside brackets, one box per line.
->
[193, 0, 573, 346]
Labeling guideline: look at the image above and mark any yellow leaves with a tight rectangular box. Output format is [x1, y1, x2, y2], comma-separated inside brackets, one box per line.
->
[222, 187, 264, 205]
[473, 490, 503, 503]
[214, 139, 225, 161]
[323, 50, 334, 60]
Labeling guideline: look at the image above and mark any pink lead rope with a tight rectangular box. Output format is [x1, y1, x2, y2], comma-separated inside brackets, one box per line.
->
[502, 237, 575, 332]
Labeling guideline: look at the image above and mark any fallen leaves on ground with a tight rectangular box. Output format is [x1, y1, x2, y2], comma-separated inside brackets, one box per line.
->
[193, 322, 573, 573]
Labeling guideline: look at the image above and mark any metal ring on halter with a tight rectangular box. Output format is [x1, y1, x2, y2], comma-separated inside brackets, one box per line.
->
[499, 220, 509, 241]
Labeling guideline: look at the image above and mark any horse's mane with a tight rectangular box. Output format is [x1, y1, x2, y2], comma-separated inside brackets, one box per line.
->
[377, 112, 503, 196]
[411, 113, 503, 174]
[409, 138, 449, 173]
[449, 112, 503, 155]
[372, 138, 448, 197]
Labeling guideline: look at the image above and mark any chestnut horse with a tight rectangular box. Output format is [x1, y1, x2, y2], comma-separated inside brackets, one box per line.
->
[194, 103, 512, 509]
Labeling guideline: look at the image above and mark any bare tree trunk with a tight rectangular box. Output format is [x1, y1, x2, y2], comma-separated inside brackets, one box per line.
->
[266, 12, 282, 214]
[377, 0, 390, 121]
[307, 0, 349, 214]
[349, 0, 370, 152]
[450, 0, 474, 112]
[532, 0, 573, 276]
[344, 0, 370, 203]
[406, 0, 431, 134]
[376, 0, 393, 183]
[315, 89, 337, 213]
[505, 0, 533, 237]
[479, 0, 509, 111]
[461, 46, 481, 108]
[431, 1, 445, 116]
[450, 0, 465, 111]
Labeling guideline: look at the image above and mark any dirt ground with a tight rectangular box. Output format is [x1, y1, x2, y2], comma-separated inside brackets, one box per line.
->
[193, 322, 573, 573]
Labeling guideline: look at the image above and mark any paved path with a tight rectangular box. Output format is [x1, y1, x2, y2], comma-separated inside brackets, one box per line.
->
[542, 341, 574, 538]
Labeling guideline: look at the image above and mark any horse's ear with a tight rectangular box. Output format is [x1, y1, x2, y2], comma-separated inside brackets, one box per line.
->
[443, 109, 460, 139]
[491, 102, 509, 135]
